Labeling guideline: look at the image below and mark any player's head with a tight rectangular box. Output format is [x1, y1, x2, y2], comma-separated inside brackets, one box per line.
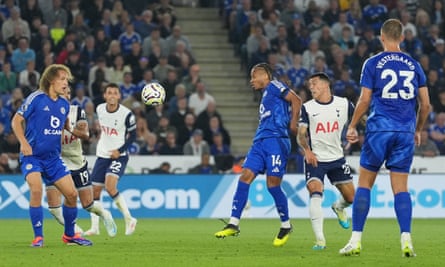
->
[307, 72, 331, 100]
[103, 83, 121, 106]
[380, 19, 404, 45]
[40, 64, 73, 96]
[250, 63, 273, 90]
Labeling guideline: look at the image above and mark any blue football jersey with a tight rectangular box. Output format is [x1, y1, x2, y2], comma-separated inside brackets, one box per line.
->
[253, 79, 291, 141]
[360, 51, 426, 133]
[17, 90, 70, 157]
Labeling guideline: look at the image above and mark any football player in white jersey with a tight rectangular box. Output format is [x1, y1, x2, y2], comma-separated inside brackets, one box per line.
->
[46, 86, 117, 237]
[297, 72, 356, 250]
[84, 83, 138, 236]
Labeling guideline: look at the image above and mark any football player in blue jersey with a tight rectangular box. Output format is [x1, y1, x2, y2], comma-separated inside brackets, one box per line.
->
[339, 19, 430, 257]
[11, 64, 92, 247]
[215, 63, 302, 247]
[298, 72, 356, 250]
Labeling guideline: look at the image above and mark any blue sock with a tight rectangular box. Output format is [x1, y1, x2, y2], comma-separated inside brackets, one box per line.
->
[352, 187, 371, 232]
[29, 206, 43, 237]
[63, 205, 77, 237]
[230, 181, 250, 219]
[394, 192, 412, 233]
[268, 185, 289, 222]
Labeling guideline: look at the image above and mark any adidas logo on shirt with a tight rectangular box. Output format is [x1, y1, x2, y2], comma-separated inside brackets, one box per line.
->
[272, 167, 280, 173]
[43, 106, 50, 111]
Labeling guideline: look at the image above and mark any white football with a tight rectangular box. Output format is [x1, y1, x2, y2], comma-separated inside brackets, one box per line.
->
[141, 82, 166, 106]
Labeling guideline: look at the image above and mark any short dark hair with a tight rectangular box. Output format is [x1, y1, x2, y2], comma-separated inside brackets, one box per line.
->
[309, 72, 330, 83]
[252, 63, 273, 80]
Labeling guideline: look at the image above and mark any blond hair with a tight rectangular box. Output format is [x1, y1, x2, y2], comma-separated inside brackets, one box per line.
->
[39, 64, 73, 93]
[381, 19, 403, 42]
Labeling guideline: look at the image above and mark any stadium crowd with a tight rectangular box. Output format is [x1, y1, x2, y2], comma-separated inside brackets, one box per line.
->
[0, 0, 445, 174]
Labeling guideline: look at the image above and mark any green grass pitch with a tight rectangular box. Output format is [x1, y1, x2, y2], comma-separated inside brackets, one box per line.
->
[1, 218, 444, 267]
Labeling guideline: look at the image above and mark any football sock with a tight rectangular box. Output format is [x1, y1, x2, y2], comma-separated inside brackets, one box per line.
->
[352, 187, 370, 232]
[62, 205, 77, 237]
[48, 206, 65, 225]
[309, 192, 325, 242]
[394, 192, 412, 233]
[29, 206, 43, 237]
[229, 181, 250, 222]
[268, 185, 290, 225]
[113, 193, 132, 221]
[85, 201, 105, 217]
[333, 194, 351, 209]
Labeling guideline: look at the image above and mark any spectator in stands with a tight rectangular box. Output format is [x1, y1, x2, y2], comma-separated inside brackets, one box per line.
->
[0, 62, 17, 95]
[400, 28, 423, 60]
[264, 12, 283, 40]
[280, 0, 302, 28]
[168, 39, 195, 73]
[318, 25, 336, 58]
[429, 39, 445, 71]
[307, 12, 326, 40]
[82, 0, 112, 28]
[80, 35, 101, 68]
[358, 25, 382, 55]
[105, 39, 121, 66]
[4, 87, 24, 114]
[415, 129, 440, 157]
[66, 0, 81, 26]
[183, 128, 210, 156]
[362, 0, 388, 35]
[154, 0, 176, 26]
[427, 69, 444, 106]
[204, 115, 231, 147]
[2, 6, 31, 42]
[177, 112, 196, 146]
[6, 24, 27, 52]
[142, 26, 168, 58]
[0, 45, 8, 70]
[11, 37, 35, 73]
[159, 12, 173, 39]
[287, 54, 309, 90]
[119, 72, 138, 101]
[125, 42, 143, 71]
[94, 27, 111, 56]
[245, 23, 268, 68]
[109, 54, 131, 84]
[159, 130, 182, 155]
[331, 12, 354, 42]
[210, 131, 231, 156]
[118, 22, 141, 56]
[301, 38, 325, 69]
[132, 57, 150, 85]
[188, 153, 218, 174]
[168, 83, 187, 115]
[333, 69, 359, 99]
[147, 41, 161, 69]
[137, 68, 155, 88]
[188, 82, 215, 117]
[154, 115, 177, 145]
[257, 0, 280, 24]
[71, 84, 91, 110]
[139, 132, 160, 155]
[146, 104, 168, 131]
[431, 0, 445, 26]
[286, 14, 307, 54]
[323, 0, 340, 26]
[55, 40, 76, 64]
[153, 55, 175, 84]
[0, 98, 11, 134]
[134, 9, 158, 40]
[432, 89, 445, 114]
[161, 69, 180, 103]
[276, 43, 293, 70]
[181, 63, 201, 95]
[68, 13, 90, 43]
[400, 10, 417, 38]
[309, 55, 333, 79]
[428, 112, 445, 155]
[249, 37, 271, 71]
[95, 8, 121, 40]
[18, 60, 39, 87]
[302, 0, 321, 25]
[165, 25, 191, 55]
[20, 0, 44, 28]
[337, 26, 355, 56]
[89, 68, 108, 106]
[150, 162, 171, 174]
[88, 56, 111, 92]
[169, 97, 189, 129]
[66, 51, 87, 85]
[44, 0, 68, 28]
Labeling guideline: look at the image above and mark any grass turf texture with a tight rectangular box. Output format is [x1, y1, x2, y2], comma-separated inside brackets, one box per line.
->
[1, 218, 444, 267]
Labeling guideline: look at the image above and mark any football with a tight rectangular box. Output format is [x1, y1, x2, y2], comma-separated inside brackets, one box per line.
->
[141, 82, 166, 106]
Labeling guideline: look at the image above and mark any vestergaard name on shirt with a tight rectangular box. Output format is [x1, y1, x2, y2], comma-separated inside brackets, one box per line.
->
[376, 54, 415, 70]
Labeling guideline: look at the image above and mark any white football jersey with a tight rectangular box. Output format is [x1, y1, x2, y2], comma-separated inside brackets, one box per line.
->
[299, 96, 353, 162]
[96, 103, 136, 158]
[62, 105, 87, 170]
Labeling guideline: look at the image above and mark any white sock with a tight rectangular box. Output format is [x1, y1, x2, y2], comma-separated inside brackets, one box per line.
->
[333, 195, 350, 210]
[86, 201, 106, 218]
[281, 220, 291, 229]
[228, 217, 240, 226]
[309, 195, 325, 243]
[351, 231, 362, 244]
[49, 206, 64, 225]
[90, 212, 100, 230]
[113, 193, 132, 221]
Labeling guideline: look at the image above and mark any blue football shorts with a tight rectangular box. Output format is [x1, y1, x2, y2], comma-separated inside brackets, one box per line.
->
[20, 155, 70, 185]
[91, 155, 129, 185]
[243, 137, 290, 178]
[360, 131, 415, 173]
[305, 157, 353, 186]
